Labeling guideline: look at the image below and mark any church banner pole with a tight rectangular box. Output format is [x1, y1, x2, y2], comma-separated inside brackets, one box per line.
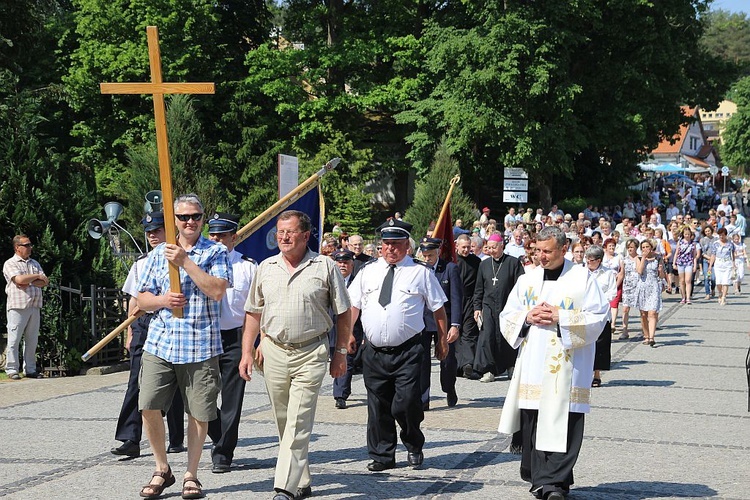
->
[81, 309, 145, 361]
[235, 157, 341, 244]
[431, 174, 461, 236]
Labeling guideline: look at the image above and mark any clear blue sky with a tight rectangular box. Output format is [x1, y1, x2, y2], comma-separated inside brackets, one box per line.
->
[711, 0, 748, 14]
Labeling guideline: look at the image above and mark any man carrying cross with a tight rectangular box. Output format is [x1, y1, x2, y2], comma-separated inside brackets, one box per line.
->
[136, 194, 231, 499]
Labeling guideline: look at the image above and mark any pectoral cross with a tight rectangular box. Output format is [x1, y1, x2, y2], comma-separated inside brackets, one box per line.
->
[492, 277, 498, 286]
[100, 26, 215, 317]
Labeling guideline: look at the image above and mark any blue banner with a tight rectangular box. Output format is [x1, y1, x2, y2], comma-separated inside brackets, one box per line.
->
[235, 185, 322, 263]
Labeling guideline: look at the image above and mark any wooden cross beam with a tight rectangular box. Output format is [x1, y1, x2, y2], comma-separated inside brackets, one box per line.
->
[100, 26, 215, 318]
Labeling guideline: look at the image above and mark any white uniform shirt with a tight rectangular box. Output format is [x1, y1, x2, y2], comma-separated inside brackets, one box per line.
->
[220, 249, 257, 330]
[122, 255, 149, 299]
[349, 256, 447, 347]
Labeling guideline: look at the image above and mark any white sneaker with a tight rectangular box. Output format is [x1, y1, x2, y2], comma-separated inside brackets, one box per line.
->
[618, 331, 629, 340]
[479, 372, 495, 383]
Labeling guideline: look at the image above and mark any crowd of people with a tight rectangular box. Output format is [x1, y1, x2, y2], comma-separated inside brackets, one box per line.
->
[4, 183, 746, 500]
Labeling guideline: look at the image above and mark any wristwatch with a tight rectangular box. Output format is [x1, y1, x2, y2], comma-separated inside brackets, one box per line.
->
[335, 347, 348, 355]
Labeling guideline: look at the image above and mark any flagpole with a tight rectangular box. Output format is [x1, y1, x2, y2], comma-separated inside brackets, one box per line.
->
[431, 175, 461, 236]
[235, 157, 340, 244]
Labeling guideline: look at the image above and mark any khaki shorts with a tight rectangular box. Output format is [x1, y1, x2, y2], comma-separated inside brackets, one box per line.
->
[139, 351, 220, 422]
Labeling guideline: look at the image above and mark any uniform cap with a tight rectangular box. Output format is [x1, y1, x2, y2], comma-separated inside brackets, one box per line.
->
[377, 218, 412, 240]
[208, 212, 240, 234]
[331, 249, 355, 261]
[419, 237, 442, 251]
[141, 212, 164, 232]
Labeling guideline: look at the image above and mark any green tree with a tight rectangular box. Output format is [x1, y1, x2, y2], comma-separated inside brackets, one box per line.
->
[119, 94, 222, 232]
[701, 10, 750, 75]
[397, 0, 736, 208]
[721, 76, 750, 176]
[64, 0, 271, 199]
[405, 140, 477, 241]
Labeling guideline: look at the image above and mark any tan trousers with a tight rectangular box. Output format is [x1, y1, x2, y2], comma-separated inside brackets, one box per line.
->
[261, 336, 328, 493]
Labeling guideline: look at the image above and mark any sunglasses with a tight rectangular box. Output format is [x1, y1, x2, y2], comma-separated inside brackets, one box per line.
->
[175, 213, 203, 222]
[17, 243, 33, 248]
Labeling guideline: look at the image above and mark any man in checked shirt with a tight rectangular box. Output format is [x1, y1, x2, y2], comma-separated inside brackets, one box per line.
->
[3, 234, 49, 380]
[136, 193, 232, 500]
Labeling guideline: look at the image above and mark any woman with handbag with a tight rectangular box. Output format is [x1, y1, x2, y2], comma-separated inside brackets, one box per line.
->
[636, 239, 666, 347]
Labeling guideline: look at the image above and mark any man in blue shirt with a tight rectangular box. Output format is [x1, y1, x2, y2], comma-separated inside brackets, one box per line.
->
[136, 194, 232, 500]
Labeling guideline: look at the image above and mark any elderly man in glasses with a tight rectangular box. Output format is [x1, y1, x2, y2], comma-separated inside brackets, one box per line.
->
[3, 234, 49, 380]
[135, 193, 232, 500]
[239, 209, 352, 500]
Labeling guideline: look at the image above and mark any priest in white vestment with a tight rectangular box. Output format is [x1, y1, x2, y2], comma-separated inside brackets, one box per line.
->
[498, 226, 608, 500]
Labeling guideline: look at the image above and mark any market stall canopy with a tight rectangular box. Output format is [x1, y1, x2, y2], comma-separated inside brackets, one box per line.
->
[639, 163, 685, 173]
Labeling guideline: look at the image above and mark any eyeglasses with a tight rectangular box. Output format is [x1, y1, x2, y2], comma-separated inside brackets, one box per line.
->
[276, 229, 304, 237]
[17, 243, 33, 248]
[175, 213, 203, 222]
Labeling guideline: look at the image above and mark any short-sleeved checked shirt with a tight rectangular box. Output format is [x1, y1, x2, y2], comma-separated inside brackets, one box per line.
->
[245, 249, 350, 344]
[138, 236, 232, 364]
[3, 255, 46, 310]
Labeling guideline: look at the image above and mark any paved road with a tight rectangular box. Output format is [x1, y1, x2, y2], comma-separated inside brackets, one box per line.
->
[1, 291, 748, 499]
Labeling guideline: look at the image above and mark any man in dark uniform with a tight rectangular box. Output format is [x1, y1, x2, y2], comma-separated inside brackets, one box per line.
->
[454, 233, 481, 378]
[207, 213, 257, 473]
[328, 249, 365, 409]
[349, 219, 448, 471]
[418, 237, 462, 409]
[110, 212, 185, 458]
[472, 233, 525, 382]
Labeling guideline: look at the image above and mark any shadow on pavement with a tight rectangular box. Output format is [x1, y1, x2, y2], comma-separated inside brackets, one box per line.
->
[574, 480, 717, 498]
[604, 379, 675, 387]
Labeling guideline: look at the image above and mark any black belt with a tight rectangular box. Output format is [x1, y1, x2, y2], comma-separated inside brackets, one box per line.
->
[370, 334, 420, 354]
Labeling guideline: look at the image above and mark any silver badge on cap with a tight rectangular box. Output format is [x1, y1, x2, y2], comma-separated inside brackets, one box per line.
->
[389, 219, 394, 226]
[213, 213, 220, 220]
[146, 215, 152, 223]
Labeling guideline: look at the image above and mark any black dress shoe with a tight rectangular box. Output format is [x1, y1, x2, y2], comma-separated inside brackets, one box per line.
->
[366, 460, 395, 472]
[167, 443, 186, 453]
[111, 440, 140, 457]
[24, 372, 40, 379]
[335, 398, 347, 409]
[462, 364, 473, 379]
[295, 485, 312, 499]
[544, 492, 565, 500]
[407, 451, 423, 467]
[212, 462, 231, 473]
[446, 391, 458, 407]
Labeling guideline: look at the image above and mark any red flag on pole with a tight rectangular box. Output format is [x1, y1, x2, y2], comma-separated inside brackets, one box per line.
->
[433, 200, 456, 263]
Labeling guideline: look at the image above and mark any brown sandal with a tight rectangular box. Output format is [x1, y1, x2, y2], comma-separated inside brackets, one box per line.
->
[182, 477, 204, 499]
[140, 467, 175, 499]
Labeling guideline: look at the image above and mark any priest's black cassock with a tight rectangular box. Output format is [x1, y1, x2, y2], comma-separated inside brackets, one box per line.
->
[456, 252, 481, 372]
[472, 254, 524, 375]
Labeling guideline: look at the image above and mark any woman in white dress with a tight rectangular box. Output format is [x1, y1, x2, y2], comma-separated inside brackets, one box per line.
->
[636, 239, 665, 347]
[602, 238, 624, 337]
[708, 227, 736, 305]
[732, 233, 746, 294]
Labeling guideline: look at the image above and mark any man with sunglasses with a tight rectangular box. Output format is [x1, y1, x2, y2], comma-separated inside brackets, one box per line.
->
[3, 235, 48, 380]
[136, 194, 232, 500]
[111, 211, 185, 459]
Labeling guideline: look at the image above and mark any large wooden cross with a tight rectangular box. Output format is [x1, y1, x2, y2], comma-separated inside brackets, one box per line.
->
[100, 26, 214, 318]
